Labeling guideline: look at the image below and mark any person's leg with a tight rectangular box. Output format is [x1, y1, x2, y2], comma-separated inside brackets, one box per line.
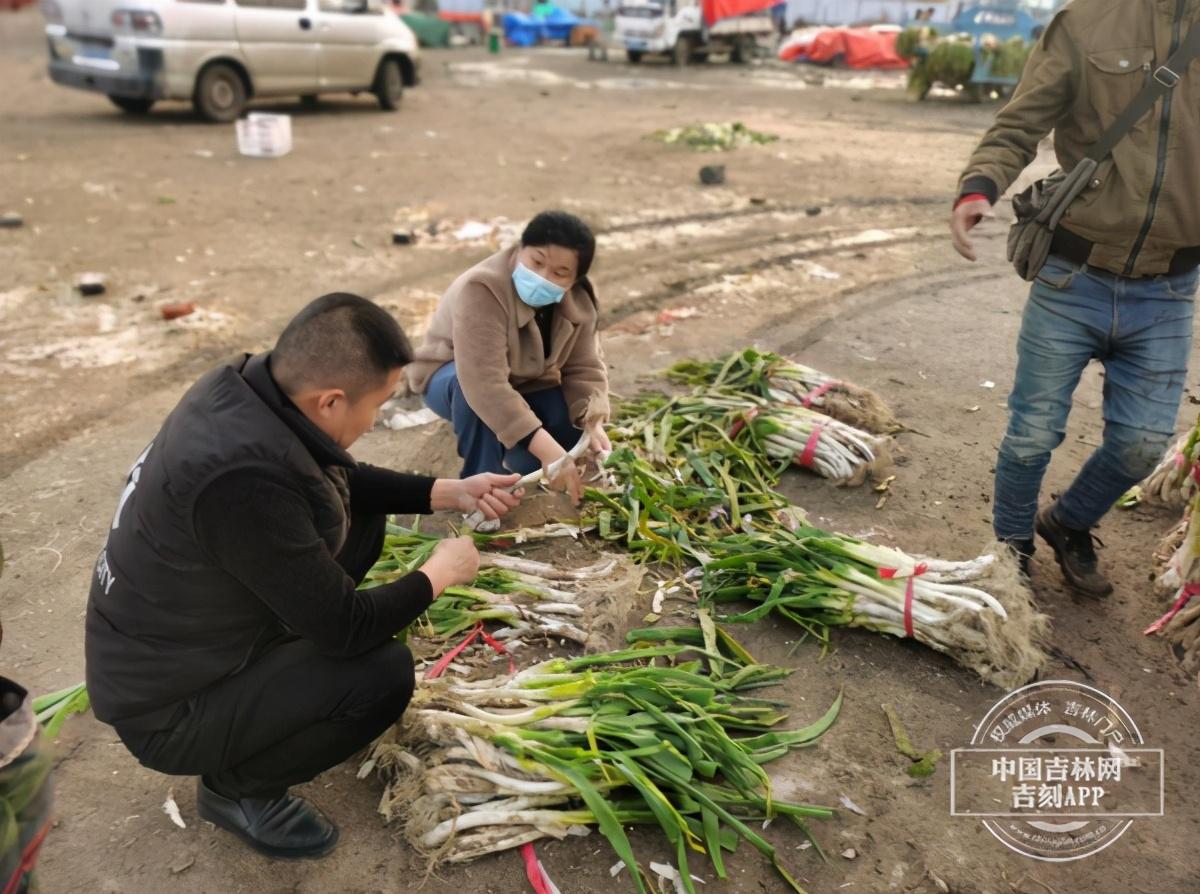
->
[1054, 268, 1198, 529]
[501, 387, 583, 474]
[118, 636, 413, 857]
[993, 258, 1106, 547]
[423, 361, 508, 477]
[129, 637, 415, 799]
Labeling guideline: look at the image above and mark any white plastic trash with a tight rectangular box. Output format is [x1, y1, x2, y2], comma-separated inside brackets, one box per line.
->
[236, 113, 292, 158]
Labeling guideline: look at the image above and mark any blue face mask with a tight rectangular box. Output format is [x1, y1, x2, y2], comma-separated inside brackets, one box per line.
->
[513, 262, 567, 308]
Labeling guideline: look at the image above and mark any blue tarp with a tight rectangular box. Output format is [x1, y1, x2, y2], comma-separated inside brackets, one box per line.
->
[502, 7, 586, 45]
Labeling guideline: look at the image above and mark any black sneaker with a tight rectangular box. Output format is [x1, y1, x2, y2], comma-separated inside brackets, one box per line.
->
[1035, 507, 1113, 599]
[197, 778, 339, 859]
[1002, 538, 1035, 578]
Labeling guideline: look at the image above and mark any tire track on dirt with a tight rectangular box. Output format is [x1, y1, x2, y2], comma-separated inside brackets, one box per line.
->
[601, 230, 943, 326]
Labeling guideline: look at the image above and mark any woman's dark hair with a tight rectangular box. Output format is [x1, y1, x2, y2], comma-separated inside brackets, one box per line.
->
[520, 211, 596, 280]
[273, 292, 412, 398]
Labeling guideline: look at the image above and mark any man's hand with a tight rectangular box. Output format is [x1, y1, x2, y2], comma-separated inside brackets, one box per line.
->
[431, 474, 523, 520]
[950, 198, 992, 262]
[420, 535, 480, 595]
[587, 422, 612, 457]
[459, 473, 523, 519]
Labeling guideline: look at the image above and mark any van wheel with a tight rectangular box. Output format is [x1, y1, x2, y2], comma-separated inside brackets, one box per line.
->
[374, 58, 403, 111]
[109, 95, 154, 114]
[300, 94, 319, 110]
[194, 63, 246, 123]
[627, 50, 643, 64]
[672, 36, 691, 67]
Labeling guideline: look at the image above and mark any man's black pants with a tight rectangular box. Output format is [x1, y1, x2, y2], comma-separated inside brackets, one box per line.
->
[116, 513, 414, 799]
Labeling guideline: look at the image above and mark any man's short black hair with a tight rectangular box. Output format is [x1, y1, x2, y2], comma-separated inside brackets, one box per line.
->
[272, 293, 412, 398]
[521, 211, 596, 280]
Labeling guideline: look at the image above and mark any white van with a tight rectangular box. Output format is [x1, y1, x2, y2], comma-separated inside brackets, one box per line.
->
[41, 0, 421, 122]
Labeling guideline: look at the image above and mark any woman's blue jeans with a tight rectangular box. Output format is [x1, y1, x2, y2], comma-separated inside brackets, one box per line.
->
[994, 255, 1198, 541]
[424, 362, 582, 478]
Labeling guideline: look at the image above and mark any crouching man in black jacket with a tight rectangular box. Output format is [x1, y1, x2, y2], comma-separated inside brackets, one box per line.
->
[84, 293, 523, 859]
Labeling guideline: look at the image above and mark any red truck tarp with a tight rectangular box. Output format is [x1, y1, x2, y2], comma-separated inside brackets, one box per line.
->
[701, 0, 777, 27]
[779, 27, 908, 69]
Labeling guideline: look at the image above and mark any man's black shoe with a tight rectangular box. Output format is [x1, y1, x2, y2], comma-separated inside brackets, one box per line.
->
[197, 778, 339, 859]
[1035, 507, 1114, 599]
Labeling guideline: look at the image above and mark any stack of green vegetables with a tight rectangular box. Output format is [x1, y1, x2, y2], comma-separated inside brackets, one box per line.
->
[668, 348, 903, 434]
[368, 614, 840, 893]
[602, 389, 889, 496]
[583, 352, 1047, 689]
[652, 122, 779, 152]
[701, 526, 1045, 688]
[1141, 414, 1200, 668]
[363, 523, 623, 650]
[895, 24, 938, 61]
[898, 27, 1031, 100]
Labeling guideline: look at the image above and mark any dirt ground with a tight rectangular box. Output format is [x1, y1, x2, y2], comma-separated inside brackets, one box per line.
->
[2, 7, 1198, 893]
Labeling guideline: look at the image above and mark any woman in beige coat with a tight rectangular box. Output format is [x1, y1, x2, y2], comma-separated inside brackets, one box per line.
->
[407, 211, 611, 502]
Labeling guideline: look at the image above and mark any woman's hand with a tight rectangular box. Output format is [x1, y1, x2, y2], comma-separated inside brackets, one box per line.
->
[587, 422, 612, 457]
[419, 535, 481, 595]
[432, 474, 523, 520]
[529, 428, 584, 505]
[545, 457, 584, 505]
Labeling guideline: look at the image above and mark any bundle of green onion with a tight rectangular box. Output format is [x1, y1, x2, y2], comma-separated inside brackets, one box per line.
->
[33, 682, 90, 739]
[1121, 417, 1200, 509]
[1143, 418, 1200, 667]
[611, 389, 889, 492]
[584, 378, 1047, 687]
[368, 615, 840, 893]
[669, 348, 903, 435]
[699, 524, 1047, 690]
[364, 524, 627, 650]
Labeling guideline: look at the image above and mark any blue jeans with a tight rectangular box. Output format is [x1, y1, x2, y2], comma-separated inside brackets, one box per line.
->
[424, 362, 582, 478]
[994, 255, 1198, 541]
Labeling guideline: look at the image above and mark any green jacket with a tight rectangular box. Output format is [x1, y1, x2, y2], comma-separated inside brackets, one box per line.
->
[960, 0, 1200, 277]
[0, 680, 53, 894]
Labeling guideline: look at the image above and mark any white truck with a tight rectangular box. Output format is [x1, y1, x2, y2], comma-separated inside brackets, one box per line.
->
[615, 0, 776, 66]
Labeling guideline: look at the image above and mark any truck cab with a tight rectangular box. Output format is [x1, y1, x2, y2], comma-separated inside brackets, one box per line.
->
[615, 0, 772, 66]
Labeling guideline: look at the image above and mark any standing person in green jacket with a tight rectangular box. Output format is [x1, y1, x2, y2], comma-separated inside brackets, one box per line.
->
[85, 294, 525, 859]
[951, 0, 1200, 597]
[407, 211, 612, 505]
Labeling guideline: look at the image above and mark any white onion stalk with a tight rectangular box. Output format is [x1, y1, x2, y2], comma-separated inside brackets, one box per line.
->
[467, 433, 592, 530]
[482, 554, 617, 581]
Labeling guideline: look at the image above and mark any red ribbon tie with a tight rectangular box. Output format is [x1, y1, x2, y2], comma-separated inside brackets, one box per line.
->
[801, 380, 840, 408]
[1144, 582, 1200, 636]
[880, 562, 928, 638]
[798, 425, 824, 469]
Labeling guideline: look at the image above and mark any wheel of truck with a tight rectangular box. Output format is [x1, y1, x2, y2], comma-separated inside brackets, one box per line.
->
[627, 49, 643, 64]
[300, 94, 319, 110]
[373, 58, 404, 111]
[672, 35, 692, 67]
[730, 34, 755, 64]
[109, 95, 154, 115]
[193, 63, 246, 123]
